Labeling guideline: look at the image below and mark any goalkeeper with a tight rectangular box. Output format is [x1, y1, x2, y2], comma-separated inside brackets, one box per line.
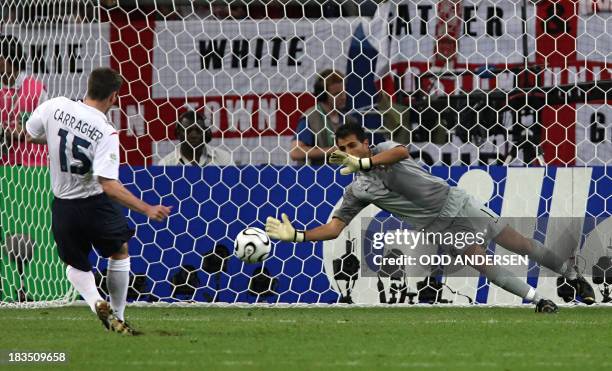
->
[266, 123, 595, 312]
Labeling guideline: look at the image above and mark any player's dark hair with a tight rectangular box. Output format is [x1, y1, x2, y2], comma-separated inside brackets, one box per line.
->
[0, 34, 26, 71]
[335, 122, 367, 143]
[87, 67, 123, 101]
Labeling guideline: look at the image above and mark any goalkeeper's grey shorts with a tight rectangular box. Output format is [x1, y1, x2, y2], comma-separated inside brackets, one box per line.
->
[425, 188, 507, 256]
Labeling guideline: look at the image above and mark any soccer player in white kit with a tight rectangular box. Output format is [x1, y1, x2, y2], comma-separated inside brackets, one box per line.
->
[25, 68, 171, 334]
[267, 123, 595, 312]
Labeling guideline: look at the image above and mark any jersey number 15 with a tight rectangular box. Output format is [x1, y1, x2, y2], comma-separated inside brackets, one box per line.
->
[58, 128, 92, 175]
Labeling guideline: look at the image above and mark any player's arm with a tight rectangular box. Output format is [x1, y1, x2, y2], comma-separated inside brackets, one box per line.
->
[266, 186, 364, 243]
[25, 132, 47, 144]
[21, 89, 49, 142]
[98, 177, 171, 221]
[304, 218, 346, 241]
[370, 145, 409, 166]
[265, 214, 345, 242]
[14, 88, 48, 143]
[330, 144, 409, 175]
[24, 101, 49, 144]
[94, 132, 171, 222]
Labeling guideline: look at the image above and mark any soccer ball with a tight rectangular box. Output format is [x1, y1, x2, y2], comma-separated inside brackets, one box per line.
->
[234, 227, 271, 263]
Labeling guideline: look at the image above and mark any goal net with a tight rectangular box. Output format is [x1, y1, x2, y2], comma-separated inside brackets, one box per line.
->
[0, 0, 610, 307]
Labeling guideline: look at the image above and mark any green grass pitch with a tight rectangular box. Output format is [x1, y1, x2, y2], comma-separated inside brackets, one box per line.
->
[1, 306, 611, 370]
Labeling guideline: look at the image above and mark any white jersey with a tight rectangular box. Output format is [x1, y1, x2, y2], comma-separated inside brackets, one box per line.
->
[25, 97, 120, 199]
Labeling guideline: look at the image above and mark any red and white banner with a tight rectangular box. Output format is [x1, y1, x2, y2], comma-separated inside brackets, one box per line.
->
[368, 0, 611, 165]
[146, 19, 355, 165]
[1, 23, 110, 99]
[2, 6, 610, 166]
[368, 0, 537, 91]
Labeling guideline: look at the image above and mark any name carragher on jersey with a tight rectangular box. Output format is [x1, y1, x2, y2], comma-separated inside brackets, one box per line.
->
[54, 109, 104, 142]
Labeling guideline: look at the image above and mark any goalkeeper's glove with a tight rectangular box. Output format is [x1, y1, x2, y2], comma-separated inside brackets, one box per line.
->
[329, 150, 372, 175]
[265, 213, 305, 242]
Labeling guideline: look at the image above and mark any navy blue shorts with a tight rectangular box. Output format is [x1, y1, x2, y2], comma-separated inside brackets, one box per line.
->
[51, 193, 134, 271]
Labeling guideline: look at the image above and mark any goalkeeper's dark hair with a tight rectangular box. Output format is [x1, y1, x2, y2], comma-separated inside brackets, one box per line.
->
[87, 67, 123, 101]
[335, 122, 368, 143]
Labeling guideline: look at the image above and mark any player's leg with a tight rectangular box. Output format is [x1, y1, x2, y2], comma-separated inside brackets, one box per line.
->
[65, 265, 103, 312]
[463, 244, 558, 313]
[90, 194, 137, 334]
[456, 195, 594, 304]
[440, 198, 549, 306]
[493, 226, 595, 304]
[51, 198, 104, 313]
[64, 272, 121, 331]
[455, 195, 573, 277]
[463, 244, 539, 302]
[107, 243, 130, 321]
[494, 226, 570, 275]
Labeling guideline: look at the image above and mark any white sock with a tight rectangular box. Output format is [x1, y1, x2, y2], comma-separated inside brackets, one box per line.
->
[525, 287, 543, 303]
[66, 265, 103, 313]
[107, 257, 130, 321]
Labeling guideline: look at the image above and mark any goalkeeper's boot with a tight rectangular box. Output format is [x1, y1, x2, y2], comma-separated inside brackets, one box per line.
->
[95, 300, 137, 335]
[535, 299, 559, 314]
[567, 273, 596, 305]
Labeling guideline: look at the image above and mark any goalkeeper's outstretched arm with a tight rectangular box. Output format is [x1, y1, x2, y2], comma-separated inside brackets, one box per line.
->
[370, 145, 409, 166]
[266, 214, 345, 242]
[330, 145, 408, 175]
[303, 218, 346, 241]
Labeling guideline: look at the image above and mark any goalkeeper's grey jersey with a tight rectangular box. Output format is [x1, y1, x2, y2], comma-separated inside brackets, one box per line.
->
[333, 141, 469, 228]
